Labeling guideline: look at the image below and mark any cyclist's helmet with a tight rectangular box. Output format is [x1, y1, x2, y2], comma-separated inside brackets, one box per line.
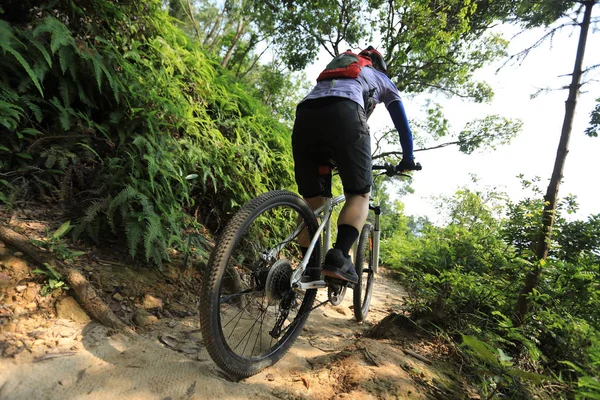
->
[358, 46, 387, 74]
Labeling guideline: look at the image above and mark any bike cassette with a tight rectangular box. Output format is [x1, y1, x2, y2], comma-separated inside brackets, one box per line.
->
[265, 259, 293, 302]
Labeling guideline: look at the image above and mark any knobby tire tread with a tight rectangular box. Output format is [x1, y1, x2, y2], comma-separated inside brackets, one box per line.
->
[199, 190, 319, 379]
[353, 223, 374, 322]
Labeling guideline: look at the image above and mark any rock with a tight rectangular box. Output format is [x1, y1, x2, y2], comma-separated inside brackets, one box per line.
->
[56, 297, 91, 323]
[0, 257, 30, 278]
[142, 294, 163, 310]
[133, 309, 158, 327]
[112, 293, 124, 302]
[23, 288, 37, 302]
[25, 302, 37, 311]
[15, 285, 27, 292]
[0, 246, 9, 258]
[12, 305, 26, 317]
[1, 322, 17, 333]
[13, 252, 23, 257]
[70, 342, 84, 351]
[57, 337, 73, 347]
[83, 266, 94, 272]
[0, 272, 10, 289]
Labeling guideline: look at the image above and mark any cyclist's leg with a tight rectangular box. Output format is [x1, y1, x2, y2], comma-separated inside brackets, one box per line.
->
[338, 193, 369, 238]
[298, 196, 325, 248]
[322, 100, 371, 282]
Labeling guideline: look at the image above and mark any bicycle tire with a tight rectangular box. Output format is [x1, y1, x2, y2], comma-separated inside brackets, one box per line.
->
[200, 190, 321, 379]
[353, 223, 375, 322]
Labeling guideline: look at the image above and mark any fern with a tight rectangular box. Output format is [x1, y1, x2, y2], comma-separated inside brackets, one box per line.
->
[125, 221, 144, 258]
[1, 0, 296, 270]
[0, 21, 44, 96]
[32, 17, 75, 55]
[143, 214, 166, 266]
[107, 186, 140, 231]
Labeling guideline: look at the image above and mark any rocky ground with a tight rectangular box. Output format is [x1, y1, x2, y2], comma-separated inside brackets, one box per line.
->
[0, 207, 477, 399]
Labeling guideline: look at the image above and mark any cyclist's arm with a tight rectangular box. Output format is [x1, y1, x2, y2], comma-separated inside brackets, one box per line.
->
[387, 100, 414, 161]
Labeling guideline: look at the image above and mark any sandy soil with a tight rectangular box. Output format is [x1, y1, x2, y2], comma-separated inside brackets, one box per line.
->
[0, 208, 474, 400]
[1, 257, 472, 400]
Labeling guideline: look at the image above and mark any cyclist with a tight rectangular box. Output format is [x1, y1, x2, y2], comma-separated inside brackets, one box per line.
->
[292, 45, 417, 284]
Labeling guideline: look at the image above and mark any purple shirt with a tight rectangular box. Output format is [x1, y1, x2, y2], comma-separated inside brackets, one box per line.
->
[301, 66, 402, 109]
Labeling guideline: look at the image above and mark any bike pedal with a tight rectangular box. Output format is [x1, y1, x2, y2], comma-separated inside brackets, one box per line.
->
[325, 276, 354, 289]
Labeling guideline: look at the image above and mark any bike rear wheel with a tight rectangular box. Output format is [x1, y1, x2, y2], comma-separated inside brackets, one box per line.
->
[353, 223, 374, 322]
[200, 190, 321, 379]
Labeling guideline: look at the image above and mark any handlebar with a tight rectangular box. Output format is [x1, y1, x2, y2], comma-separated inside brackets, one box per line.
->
[372, 162, 422, 177]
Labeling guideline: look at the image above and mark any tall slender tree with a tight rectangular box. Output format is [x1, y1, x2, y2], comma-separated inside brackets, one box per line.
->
[512, 0, 599, 324]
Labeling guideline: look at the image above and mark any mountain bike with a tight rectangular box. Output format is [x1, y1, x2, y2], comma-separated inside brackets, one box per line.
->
[199, 162, 421, 379]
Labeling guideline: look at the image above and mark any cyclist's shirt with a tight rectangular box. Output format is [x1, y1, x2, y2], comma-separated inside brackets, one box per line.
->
[301, 67, 402, 110]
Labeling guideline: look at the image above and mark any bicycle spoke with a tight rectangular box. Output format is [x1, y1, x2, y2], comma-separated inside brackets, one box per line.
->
[220, 288, 256, 305]
[201, 191, 319, 377]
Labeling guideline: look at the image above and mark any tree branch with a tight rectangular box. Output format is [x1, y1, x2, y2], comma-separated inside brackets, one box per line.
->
[0, 224, 133, 333]
[500, 22, 578, 69]
[372, 140, 460, 160]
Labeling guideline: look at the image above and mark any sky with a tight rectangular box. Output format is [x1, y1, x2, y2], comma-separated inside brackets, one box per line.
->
[360, 19, 600, 225]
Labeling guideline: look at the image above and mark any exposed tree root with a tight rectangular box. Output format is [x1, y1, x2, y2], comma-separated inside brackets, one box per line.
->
[0, 224, 134, 334]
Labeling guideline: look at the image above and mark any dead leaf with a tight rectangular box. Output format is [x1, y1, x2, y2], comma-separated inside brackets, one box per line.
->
[300, 376, 310, 389]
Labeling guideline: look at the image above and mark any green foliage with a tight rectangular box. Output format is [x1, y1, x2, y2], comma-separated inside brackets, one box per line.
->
[381, 184, 600, 398]
[511, 0, 576, 29]
[31, 221, 86, 263]
[1, 1, 295, 266]
[461, 334, 547, 397]
[253, 0, 368, 70]
[32, 263, 70, 296]
[457, 115, 523, 154]
[586, 100, 600, 138]
[30, 221, 82, 295]
[373, 0, 508, 102]
[560, 338, 600, 399]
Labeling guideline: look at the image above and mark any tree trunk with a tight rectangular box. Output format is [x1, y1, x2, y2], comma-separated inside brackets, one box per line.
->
[204, 13, 224, 48]
[221, 19, 248, 69]
[515, 0, 595, 325]
[0, 224, 133, 334]
[184, 0, 200, 39]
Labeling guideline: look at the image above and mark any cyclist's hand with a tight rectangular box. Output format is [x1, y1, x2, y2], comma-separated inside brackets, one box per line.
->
[397, 159, 421, 172]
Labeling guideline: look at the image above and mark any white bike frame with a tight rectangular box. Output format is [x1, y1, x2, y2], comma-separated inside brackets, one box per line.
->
[286, 194, 381, 290]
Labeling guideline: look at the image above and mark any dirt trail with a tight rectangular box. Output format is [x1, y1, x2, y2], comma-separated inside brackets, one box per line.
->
[1, 267, 467, 400]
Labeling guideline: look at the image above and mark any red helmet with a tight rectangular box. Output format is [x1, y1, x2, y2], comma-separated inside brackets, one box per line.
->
[358, 46, 387, 74]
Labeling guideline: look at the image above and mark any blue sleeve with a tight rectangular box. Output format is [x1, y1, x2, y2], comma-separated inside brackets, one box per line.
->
[387, 100, 414, 161]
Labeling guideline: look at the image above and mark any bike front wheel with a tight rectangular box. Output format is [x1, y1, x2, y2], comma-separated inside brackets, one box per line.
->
[200, 190, 321, 379]
[353, 223, 375, 322]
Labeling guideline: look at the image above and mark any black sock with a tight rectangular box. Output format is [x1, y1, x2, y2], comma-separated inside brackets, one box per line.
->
[334, 224, 359, 257]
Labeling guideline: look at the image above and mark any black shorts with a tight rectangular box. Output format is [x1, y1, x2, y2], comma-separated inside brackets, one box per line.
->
[292, 97, 372, 198]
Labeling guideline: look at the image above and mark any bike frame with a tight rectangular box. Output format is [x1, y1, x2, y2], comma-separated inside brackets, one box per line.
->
[287, 194, 381, 290]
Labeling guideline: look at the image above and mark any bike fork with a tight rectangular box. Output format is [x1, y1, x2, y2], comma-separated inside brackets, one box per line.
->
[370, 204, 381, 274]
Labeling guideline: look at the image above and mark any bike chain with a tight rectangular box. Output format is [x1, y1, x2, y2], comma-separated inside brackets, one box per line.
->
[271, 297, 331, 339]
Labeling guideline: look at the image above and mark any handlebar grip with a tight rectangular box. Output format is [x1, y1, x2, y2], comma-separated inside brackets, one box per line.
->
[414, 162, 422, 171]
